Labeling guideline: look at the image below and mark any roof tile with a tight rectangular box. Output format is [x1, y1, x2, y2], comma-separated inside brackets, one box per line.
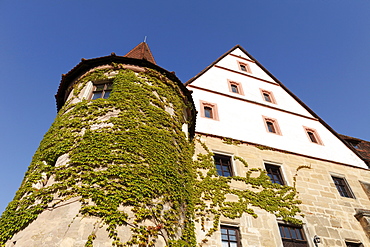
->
[124, 42, 156, 64]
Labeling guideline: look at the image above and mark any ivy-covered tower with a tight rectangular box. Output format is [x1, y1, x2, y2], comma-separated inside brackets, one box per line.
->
[0, 43, 196, 246]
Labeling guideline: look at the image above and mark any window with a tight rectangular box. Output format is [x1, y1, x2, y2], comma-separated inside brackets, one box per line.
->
[214, 154, 233, 177]
[303, 127, 323, 145]
[260, 89, 276, 104]
[200, 101, 219, 120]
[265, 163, 285, 185]
[263, 93, 271, 102]
[91, 82, 113, 99]
[349, 141, 360, 149]
[263, 116, 281, 135]
[345, 241, 363, 247]
[204, 106, 213, 118]
[267, 121, 275, 133]
[360, 181, 370, 200]
[238, 62, 251, 73]
[221, 225, 241, 247]
[228, 81, 244, 95]
[332, 176, 355, 198]
[279, 224, 308, 247]
[231, 84, 239, 93]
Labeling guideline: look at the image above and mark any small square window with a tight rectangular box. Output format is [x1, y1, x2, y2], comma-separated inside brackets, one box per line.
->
[267, 122, 275, 133]
[214, 154, 233, 177]
[260, 89, 276, 104]
[200, 101, 219, 120]
[228, 80, 244, 95]
[238, 61, 251, 73]
[265, 163, 285, 185]
[332, 176, 355, 198]
[303, 127, 323, 145]
[231, 84, 239, 93]
[204, 106, 213, 118]
[91, 82, 113, 100]
[279, 224, 308, 247]
[263, 116, 281, 135]
[221, 225, 241, 247]
[263, 93, 271, 102]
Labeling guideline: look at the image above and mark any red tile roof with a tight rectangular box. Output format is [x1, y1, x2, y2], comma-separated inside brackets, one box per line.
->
[339, 134, 370, 166]
[124, 42, 156, 64]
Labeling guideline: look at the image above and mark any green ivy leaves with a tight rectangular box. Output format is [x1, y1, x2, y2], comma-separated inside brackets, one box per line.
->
[0, 66, 301, 247]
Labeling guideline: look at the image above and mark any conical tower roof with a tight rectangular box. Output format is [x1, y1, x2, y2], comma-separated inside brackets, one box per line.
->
[124, 42, 156, 64]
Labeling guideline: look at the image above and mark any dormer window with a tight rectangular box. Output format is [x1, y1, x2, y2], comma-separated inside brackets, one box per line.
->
[348, 140, 360, 149]
[351, 143, 360, 149]
[91, 82, 113, 100]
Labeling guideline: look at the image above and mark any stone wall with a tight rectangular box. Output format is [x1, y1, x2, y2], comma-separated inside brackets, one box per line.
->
[196, 135, 370, 247]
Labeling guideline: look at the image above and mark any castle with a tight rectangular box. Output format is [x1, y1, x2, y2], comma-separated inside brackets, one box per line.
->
[1, 42, 370, 247]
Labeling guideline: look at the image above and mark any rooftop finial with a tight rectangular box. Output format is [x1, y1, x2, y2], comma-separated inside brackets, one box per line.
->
[144, 36, 147, 43]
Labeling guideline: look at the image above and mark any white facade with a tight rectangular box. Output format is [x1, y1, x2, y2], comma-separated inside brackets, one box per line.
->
[187, 46, 367, 169]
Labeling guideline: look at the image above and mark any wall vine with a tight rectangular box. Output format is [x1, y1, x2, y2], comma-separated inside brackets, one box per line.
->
[0, 67, 196, 246]
[193, 138, 302, 243]
[0, 66, 302, 246]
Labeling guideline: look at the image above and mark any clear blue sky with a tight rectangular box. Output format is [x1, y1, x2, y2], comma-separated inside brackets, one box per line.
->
[0, 1, 369, 214]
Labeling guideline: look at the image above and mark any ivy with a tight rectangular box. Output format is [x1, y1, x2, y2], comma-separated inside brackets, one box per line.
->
[193, 138, 302, 242]
[222, 137, 241, 146]
[0, 67, 196, 246]
[0, 65, 302, 247]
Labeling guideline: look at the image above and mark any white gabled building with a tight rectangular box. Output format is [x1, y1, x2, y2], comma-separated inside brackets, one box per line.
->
[186, 45, 366, 169]
[3, 43, 370, 247]
[187, 45, 370, 247]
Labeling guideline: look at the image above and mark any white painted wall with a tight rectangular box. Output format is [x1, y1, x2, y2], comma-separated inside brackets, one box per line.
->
[190, 50, 314, 118]
[188, 47, 367, 168]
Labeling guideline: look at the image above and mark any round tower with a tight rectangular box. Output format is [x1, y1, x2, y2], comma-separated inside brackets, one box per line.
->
[0, 43, 196, 247]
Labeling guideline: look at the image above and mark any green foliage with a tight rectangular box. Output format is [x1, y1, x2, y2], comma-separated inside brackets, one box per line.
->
[222, 138, 241, 146]
[85, 233, 97, 247]
[0, 67, 196, 246]
[0, 66, 302, 246]
[256, 145, 273, 150]
[193, 138, 302, 240]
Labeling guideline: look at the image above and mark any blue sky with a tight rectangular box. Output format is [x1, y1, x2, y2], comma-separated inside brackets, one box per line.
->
[0, 1, 369, 214]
